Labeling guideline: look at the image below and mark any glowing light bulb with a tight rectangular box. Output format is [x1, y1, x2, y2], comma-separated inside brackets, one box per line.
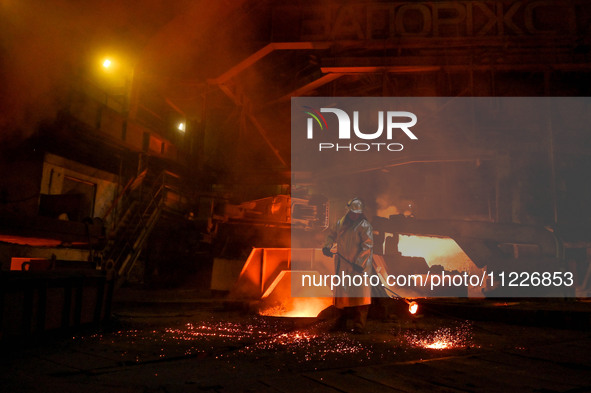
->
[177, 122, 185, 132]
[102, 58, 112, 69]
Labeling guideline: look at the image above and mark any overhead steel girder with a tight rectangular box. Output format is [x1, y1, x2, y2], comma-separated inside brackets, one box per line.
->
[209, 42, 332, 169]
[218, 84, 287, 168]
[209, 42, 331, 85]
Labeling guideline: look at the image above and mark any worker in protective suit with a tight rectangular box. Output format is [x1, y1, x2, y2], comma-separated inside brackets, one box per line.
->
[322, 197, 373, 334]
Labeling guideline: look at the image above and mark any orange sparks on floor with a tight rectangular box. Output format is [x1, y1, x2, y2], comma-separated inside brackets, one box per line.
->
[405, 322, 474, 350]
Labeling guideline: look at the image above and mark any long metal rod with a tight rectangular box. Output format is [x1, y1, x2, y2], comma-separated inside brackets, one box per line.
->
[332, 252, 409, 302]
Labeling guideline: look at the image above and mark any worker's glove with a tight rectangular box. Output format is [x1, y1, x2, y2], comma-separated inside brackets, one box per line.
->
[322, 247, 334, 257]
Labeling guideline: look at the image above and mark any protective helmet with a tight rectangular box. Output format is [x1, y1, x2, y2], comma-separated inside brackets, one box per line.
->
[346, 197, 364, 213]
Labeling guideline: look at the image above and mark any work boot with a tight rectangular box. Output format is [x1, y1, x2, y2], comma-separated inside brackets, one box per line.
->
[329, 309, 347, 332]
[351, 305, 369, 333]
[351, 325, 365, 335]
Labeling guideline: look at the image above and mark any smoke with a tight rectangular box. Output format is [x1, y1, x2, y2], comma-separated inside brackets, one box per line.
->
[0, 0, 286, 206]
[376, 196, 400, 218]
[0, 0, 194, 145]
[376, 190, 415, 218]
[0, 1, 80, 143]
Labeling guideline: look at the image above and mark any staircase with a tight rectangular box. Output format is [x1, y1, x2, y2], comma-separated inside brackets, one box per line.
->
[101, 169, 186, 286]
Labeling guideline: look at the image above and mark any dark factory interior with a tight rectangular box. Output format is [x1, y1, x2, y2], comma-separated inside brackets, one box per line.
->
[1, 1, 591, 392]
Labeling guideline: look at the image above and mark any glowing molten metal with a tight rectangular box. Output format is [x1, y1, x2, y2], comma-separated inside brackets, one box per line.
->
[259, 298, 333, 318]
[408, 301, 418, 314]
[398, 235, 472, 269]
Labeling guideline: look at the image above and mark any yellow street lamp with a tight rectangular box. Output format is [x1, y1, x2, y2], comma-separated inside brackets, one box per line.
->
[102, 58, 112, 69]
[95, 54, 134, 113]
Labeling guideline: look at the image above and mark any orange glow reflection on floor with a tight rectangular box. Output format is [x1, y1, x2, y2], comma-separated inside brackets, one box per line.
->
[259, 297, 333, 318]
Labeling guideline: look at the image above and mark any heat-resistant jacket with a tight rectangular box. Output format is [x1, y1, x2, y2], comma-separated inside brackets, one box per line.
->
[324, 213, 373, 308]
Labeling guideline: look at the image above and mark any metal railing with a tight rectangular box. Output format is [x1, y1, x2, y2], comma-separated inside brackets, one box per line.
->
[101, 169, 186, 285]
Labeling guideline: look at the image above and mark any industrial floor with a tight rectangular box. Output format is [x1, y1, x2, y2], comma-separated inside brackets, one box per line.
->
[2, 291, 591, 393]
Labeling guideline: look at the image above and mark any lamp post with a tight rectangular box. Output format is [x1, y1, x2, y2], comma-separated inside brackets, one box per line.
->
[98, 56, 135, 115]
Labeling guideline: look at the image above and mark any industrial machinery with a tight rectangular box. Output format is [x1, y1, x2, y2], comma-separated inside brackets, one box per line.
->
[197, 192, 328, 258]
[220, 211, 579, 318]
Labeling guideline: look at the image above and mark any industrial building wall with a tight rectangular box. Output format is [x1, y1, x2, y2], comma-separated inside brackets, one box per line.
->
[0, 150, 44, 217]
[40, 153, 118, 222]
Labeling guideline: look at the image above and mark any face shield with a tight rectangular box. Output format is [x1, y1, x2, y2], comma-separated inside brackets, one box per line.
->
[346, 198, 364, 214]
